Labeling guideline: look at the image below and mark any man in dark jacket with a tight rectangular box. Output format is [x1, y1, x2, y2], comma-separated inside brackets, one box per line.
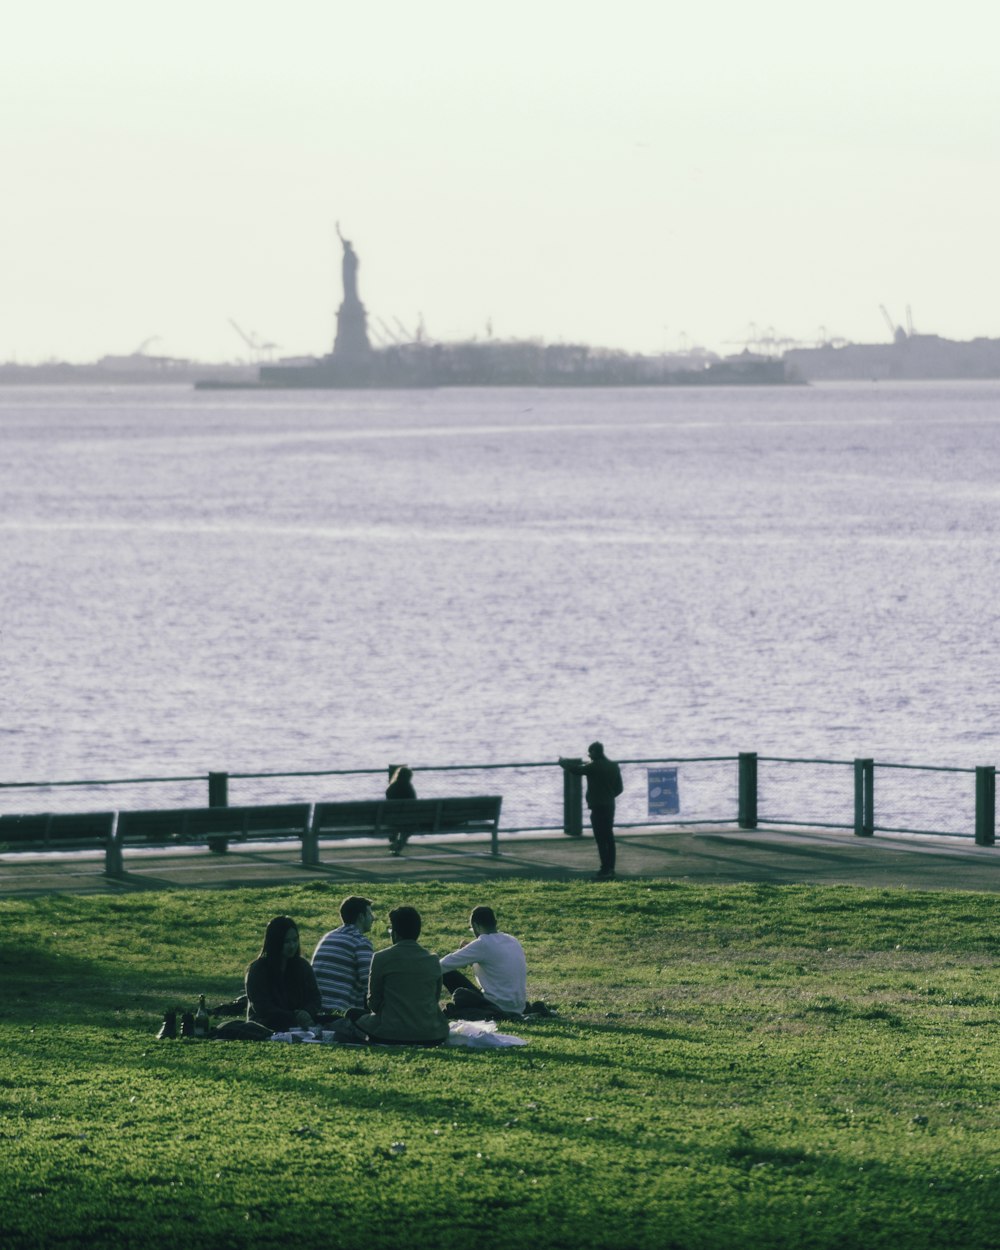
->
[559, 742, 624, 880]
[352, 906, 449, 1046]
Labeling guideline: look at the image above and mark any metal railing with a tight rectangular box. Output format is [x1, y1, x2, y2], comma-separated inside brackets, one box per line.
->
[0, 752, 996, 846]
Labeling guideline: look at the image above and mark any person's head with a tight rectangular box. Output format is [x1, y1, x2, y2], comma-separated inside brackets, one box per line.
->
[588, 741, 606, 760]
[261, 915, 301, 962]
[388, 905, 422, 942]
[470, 905, 498, 935]
[341, 895, 374, 932]
[390, 766, 413, 786]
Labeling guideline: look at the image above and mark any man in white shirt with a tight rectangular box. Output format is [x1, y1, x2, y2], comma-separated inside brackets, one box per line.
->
[439, 905, 527, 1020]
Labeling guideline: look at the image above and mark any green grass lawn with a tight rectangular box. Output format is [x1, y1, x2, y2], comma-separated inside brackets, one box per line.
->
[1, 879, 998, 1249]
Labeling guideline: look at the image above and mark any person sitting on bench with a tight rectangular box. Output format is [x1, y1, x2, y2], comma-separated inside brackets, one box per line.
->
[385, 765, 416, 855]
[439, 905, 527, 1020]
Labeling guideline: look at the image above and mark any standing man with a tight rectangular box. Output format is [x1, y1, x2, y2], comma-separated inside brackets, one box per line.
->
[439, 905, 527, 1020]
[310, 896, 375, 1014]
[559, 741, 624, 880]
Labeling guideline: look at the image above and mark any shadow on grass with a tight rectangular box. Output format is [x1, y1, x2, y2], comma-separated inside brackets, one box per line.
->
[0, 939, 247, 1028]
[72, 1040, 682, 1158]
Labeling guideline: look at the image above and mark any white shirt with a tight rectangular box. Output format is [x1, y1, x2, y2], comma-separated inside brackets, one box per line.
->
[439, 931, 527, 1014]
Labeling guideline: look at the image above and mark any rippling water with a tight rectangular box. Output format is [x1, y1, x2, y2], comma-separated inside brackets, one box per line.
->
[2, 381, 999, 785]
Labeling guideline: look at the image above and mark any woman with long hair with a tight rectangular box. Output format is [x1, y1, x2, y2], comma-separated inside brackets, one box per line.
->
[245, 915, 322, 1031]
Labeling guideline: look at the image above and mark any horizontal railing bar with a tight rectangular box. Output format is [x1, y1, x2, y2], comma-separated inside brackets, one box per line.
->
[619, 756, 739, 765]
[874, 762, 977, 774]
[0, 774, 208, 790]
[232, 761, 569, 778]
[226, 755, 740, 775]
[617, 818, 741, 828]
[758, 756, 855, 767]
[231, 767, 389, 779]
[755, 818, 855, 830]
[874, 823, 972, 838]
[496, 824, 560, 834]
[4, 755, 990, 793]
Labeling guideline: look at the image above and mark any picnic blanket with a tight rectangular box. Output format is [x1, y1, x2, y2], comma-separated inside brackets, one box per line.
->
[267, 1020, 527, 1049]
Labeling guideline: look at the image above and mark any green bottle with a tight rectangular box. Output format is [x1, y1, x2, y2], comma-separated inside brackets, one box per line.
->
[193, 994, 210, 1039]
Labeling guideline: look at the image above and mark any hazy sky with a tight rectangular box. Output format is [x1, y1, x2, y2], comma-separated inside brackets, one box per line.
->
[4, 0, 998, 362]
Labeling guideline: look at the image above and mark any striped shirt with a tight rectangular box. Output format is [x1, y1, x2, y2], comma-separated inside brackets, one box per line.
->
[310, 924, 374, 1012]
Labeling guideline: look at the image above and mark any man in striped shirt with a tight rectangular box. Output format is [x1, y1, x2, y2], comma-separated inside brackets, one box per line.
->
[310, 896, 375, 1014]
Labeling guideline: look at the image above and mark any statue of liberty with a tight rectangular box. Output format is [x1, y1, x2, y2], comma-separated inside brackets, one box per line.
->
[333, 222, 371, 359]
[336, 222, 360, 306]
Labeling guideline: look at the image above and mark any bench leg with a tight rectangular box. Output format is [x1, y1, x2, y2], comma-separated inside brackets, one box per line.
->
[302, 828, 319, 867]
[105, 838, 124, 880]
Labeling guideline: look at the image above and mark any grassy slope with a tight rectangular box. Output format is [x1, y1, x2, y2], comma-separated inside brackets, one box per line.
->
[0, 879, 998, 1249]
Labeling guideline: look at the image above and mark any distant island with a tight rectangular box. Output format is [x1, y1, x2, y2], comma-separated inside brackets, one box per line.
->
[784, 331, 1000, 381]
[0, 355, 257, 386]
[195, 229, 792, 390]
[5, 237, 1000, 387]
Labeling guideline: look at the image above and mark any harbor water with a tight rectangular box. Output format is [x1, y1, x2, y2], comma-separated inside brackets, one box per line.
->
[2, 381, 999, 788]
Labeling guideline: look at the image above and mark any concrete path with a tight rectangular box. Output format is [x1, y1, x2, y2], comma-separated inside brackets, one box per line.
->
[2, 825, 999, 897]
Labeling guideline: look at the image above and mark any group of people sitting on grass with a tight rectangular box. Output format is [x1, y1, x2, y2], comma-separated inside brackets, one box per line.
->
[237, 898, 548, 1046]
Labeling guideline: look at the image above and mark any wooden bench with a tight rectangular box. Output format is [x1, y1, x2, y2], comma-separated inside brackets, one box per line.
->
[114, 803, 313, 876]
[306, 795, 503, 863]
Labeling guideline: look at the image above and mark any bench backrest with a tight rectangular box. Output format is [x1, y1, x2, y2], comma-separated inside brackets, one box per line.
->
[0, 811, 116, 850]
[116, 803, 312, 846]
[437, 796, 503, 829]
[310, 800, 385, 835]
[311, 795, 503, 838]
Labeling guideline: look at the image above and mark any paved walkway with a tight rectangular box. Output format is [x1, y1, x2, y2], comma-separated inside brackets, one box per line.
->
[2, 825, 999, 897]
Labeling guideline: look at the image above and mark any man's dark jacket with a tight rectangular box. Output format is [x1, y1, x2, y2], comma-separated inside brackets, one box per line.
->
[580, 756, 623, 809]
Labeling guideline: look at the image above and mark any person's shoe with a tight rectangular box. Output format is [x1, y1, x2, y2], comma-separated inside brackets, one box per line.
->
[180, 1012, 195, 1038]
[592, 871, 616, 881]
[155, 1010, 177, 1040]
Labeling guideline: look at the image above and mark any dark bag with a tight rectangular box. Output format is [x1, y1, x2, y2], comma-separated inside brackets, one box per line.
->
[211, 1020, 273, 1041]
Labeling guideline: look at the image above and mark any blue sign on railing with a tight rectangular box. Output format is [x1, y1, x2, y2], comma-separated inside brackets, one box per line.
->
[647, 767, 680, 816]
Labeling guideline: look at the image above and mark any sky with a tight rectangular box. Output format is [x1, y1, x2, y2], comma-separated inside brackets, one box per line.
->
[3, 0, 999, 363]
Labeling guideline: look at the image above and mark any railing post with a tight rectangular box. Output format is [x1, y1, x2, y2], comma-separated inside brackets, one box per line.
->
[105, 814, 124, 880]
[975, 766, 996, 846]
[738, 752, 758, 829]
[208, 771, 229, 807]
[854, 759, 874, 836]
[208, 771, 229, 853]
[562, 760, 583, 838]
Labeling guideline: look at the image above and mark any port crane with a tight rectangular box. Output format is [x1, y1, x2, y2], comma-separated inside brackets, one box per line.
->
[879, 305, 914, 342]
[375, 316, 405, 346]
[228, 319, 279, 362]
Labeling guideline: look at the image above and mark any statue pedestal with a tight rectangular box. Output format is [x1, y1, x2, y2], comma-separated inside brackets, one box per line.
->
[334, 297, 371, 360]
